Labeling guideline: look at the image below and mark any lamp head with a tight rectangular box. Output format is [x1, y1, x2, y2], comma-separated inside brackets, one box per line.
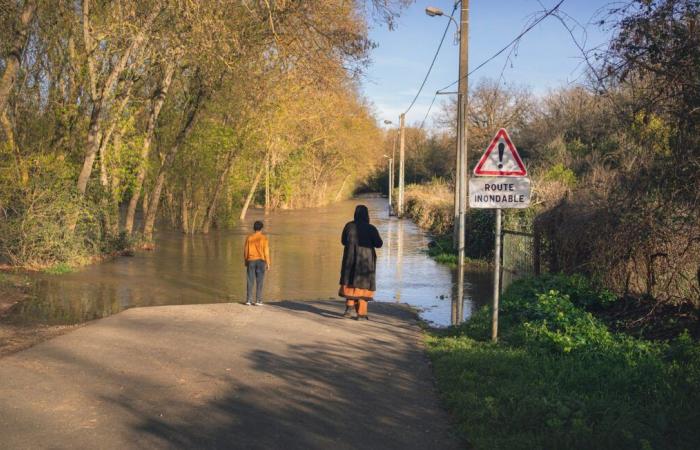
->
[425, 6, 444, 17]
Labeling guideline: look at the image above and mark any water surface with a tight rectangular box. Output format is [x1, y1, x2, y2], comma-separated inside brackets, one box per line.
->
[5, 198, 492, 327]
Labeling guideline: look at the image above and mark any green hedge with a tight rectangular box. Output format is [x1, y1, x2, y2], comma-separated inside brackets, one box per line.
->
[427, 274, 700, 450]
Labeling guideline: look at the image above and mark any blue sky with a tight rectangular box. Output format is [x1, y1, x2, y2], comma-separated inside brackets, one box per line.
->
[361, 0, 615, 128]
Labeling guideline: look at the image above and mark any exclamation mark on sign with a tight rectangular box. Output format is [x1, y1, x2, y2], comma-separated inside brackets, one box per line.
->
[498, 142, 505, 169]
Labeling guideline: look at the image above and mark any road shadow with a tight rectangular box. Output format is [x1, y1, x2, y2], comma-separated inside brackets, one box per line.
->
[268, 300, 347, 319]
[118, 340, 458, 449]
[269, 300, 422, 334]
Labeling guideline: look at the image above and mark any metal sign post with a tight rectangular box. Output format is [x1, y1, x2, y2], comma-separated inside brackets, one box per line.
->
[492, 208, 501, 342]
[471, 128, 529, 342]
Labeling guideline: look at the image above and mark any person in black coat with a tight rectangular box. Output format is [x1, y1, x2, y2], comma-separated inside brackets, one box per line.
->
[339, 204, 383, 319]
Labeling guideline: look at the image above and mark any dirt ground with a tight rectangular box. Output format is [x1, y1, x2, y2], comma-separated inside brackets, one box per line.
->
[0, 300, 460, 449]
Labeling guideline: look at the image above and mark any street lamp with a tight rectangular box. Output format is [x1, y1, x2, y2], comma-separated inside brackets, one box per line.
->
[426, 6, 459, 41]
[425, 6, 443, 16]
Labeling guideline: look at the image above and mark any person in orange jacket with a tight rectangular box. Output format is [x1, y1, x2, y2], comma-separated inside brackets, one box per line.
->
[244, 220, 270, 306]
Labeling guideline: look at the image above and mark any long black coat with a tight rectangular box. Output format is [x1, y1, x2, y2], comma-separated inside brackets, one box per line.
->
[339, 221, 383, 290]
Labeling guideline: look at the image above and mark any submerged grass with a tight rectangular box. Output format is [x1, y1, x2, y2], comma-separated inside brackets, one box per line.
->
[43, 262, 74, 275]
[426, 274, 700, 450]
[427, 235, 490, 269]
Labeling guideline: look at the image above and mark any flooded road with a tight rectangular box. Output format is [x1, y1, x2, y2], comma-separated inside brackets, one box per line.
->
[4, 198, 492, 327]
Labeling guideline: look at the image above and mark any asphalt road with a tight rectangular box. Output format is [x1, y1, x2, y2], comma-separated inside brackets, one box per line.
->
[0, 301, 460, 450]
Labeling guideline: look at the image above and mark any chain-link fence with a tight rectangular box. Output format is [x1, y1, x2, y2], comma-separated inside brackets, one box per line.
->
[501, 230, 539, 292]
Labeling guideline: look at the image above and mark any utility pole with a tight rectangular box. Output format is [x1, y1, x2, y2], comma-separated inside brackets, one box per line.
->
[456, 0, 469, 266]
[453, 123, 462, 246]
[398, 113, 406, 216]
[388, 158, 393, 211]
[390, 129, 397, 213]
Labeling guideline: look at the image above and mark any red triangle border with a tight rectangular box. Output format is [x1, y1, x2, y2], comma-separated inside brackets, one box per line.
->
[473, 128, 527, 176]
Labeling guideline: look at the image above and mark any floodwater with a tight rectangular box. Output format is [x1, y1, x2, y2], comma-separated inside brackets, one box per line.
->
[4, 197, 492, 327]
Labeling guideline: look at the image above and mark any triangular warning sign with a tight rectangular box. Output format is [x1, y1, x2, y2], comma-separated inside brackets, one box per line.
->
[473, 128, 527, 177]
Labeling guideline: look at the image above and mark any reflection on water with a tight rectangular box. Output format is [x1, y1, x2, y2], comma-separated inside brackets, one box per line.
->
[3, 197, 492, 327]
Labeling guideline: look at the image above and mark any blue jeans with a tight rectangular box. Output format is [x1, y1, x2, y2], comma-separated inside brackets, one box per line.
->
[246, 260, 266, 303]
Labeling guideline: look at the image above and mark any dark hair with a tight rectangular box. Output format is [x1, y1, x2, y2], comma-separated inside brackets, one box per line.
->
[253, 221, 264, 231]
[354, 205, 370, 224]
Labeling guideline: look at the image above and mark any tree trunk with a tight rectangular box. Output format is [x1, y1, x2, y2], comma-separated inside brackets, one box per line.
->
[239, 163, 265, 221]
[165, 188, 177, 228]
[124, 61, 176, 234]
[0, 0, 36, 115]
[191, 207, 201, 236]
[0, 111, 28, 186]
[335, 174, 351, 201]
[76, 3, 160, 195]
[110, 130, 123, 196]
[142, 190, 149, 223]
[76, 103, 103, 194]
[181, 190, 190, 234]
[142, 84, 205, 242]
[97, 80, 134, 191]
[202, 151, 236, 234]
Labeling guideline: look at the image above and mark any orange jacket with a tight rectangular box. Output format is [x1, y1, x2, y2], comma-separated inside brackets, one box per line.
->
[244, 232, 270, 265]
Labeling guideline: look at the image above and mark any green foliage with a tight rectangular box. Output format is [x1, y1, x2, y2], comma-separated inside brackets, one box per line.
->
[0, 156, 103, 268]
[504, 273, 617, 312]
[630, 111, 673, 157]
[465, 209, 495, 259]
[427, 275, 700, 449]
[543, 163, 577, 188]
[565, 137, 588, 156]
[427, 236, 457, 267]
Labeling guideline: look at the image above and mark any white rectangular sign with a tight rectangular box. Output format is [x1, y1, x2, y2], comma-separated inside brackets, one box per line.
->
[469, 177, 531, 209]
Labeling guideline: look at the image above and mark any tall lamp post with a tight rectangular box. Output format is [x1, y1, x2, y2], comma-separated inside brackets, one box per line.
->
[383, 154, 393, 213]
[427, 3, 469, 268]
[398, 113, 405, 216]
[383, 120, 396, 214]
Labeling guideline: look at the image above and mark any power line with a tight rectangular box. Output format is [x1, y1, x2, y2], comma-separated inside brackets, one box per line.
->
[402, 2, 459, 115]
[418, 92, 438, 129]
[436, 0, 565, 93]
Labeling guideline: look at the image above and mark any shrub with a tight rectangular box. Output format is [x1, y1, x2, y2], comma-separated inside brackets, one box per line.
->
[427, 274, 700, 449]
[403, 180, 453, 235]
[0, 160, 102, 268]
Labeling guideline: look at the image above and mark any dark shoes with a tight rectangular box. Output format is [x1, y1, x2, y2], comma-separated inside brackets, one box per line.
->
[343, 306, 368, 320]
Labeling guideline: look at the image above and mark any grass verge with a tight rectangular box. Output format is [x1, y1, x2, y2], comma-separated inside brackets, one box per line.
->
[426, 274, 700, 450]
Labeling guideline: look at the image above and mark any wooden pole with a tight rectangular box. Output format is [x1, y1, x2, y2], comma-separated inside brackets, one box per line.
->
[398, 113, 405, 216]
[456, 0, 469, 261]
[387, 158, 393, 213]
